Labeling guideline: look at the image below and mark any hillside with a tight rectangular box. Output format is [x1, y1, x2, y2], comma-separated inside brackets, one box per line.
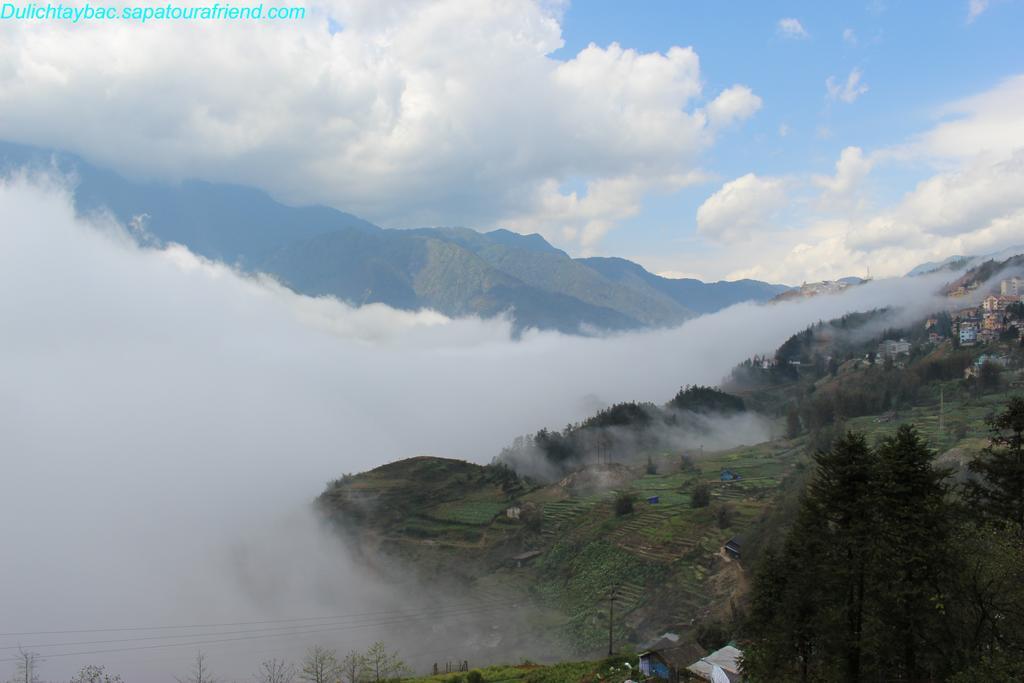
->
[318, 440, 803, 660]
[317, 289, 1024, 670]
[0, 140, 789, 333]
[319, 387, 1024, 668]
[262, 229, 676, 333]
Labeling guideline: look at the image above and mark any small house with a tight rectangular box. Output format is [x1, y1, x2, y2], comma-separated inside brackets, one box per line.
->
[647, 495, 660, 505]
[720, 469, 741, 482]
[505, 505, 522, 520]
[638, 636, 705, 681]
[724, 536, 743, 561]
[877, 338, 911, 359]
[686, 645, 744, 682]
[979, 329, 1000, 344]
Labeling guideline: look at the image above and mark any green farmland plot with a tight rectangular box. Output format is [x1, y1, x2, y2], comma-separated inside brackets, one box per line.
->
[636, 490, 691, 506]
[425, 500, 508, 525]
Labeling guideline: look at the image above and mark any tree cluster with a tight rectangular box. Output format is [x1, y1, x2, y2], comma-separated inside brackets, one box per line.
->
[290, 642, 410, 683]
[5, 643, 414, 683]
[743, 397, 1024, 681]
[497, 386, 746, 477]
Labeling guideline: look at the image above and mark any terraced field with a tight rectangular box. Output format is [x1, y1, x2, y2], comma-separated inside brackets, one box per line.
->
[324, 384, 1017, 656]
[669, 569, 711, 626]
[540, 496, 609, 538]
[845, 382, 1018, 450]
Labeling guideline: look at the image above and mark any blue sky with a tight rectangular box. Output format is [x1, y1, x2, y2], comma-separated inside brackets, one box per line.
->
[2, 0, 1023, 284]
[552, 0, 1024, 279]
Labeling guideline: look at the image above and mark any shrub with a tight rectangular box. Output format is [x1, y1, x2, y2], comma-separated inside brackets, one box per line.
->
[715, 503, 734, 529]
[521, 505, 543, 533]
[692, 482, 711, 508]
[466, 670, 484, 683]
[614, 491, 635, 516]
[696, 620, 730, 651]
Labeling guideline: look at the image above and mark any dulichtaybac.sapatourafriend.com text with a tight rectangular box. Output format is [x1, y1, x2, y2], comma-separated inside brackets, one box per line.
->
[1, 2, 306, 23]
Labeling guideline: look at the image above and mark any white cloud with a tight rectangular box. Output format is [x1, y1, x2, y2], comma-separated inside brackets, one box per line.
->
[842, 28, 858, 45]
[666, 75, 1024, 283]
[504, 171, 708, 250]
[706, 84, 763, 129]
[826, 68, 869, 103]
[814, 146, 874, 201]
[968, 0, 989, 22]
[778, 123, 791, 137]
[846, 151, 1024, 252]
[0, 0, 760, 253]
[696, 173, 788, 244]
[777, 18, 809, 39]
[718, 150, 1024, 282]
[909, 74, 1024, 161]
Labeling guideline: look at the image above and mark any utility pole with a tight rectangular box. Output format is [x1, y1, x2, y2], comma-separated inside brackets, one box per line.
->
[939, 386, 945, 438]
[608, 583, 618, 656]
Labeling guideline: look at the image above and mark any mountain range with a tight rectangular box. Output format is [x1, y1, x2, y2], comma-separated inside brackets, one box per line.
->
[0, 141, 791, 333]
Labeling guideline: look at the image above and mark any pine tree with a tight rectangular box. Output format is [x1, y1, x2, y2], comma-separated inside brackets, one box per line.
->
[743, 499, 833, 682]
[808, 431, 876, 682]
[745, 428, 958, 680]
[870, 425, 952, 681]
[966, 396, 1024, 541]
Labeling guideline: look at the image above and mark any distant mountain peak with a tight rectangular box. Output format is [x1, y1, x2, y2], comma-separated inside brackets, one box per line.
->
[1, 139, 792, 333]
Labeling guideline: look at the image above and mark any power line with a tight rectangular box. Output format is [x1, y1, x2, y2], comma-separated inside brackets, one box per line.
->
[0, 599, 520, 651]
[0, 596, 516, 637]
[0, 600, 522, 664]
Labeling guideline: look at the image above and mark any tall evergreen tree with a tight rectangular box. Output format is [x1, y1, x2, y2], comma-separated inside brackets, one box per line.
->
[745, 433, 876, 682]
[746, 400, 1024, 682]
[744, 427, 958, 681]
[870, 425, 952, 681]
[808, 431, 876, 682]
[744, 501, 833, 682]
[966, 396, 1024, 540]
[942, 523, 1024, 675]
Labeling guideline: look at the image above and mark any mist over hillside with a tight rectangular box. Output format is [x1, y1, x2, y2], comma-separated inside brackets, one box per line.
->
[0, 175, 953, 680]
[3, 1, 1024, 680]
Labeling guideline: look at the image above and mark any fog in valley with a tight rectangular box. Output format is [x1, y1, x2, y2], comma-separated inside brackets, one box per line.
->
[0, 176, 954, 680]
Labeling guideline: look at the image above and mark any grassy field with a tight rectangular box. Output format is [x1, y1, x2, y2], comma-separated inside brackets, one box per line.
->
[845, 382, 1017, 450]
[425, 499, 509, 525]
